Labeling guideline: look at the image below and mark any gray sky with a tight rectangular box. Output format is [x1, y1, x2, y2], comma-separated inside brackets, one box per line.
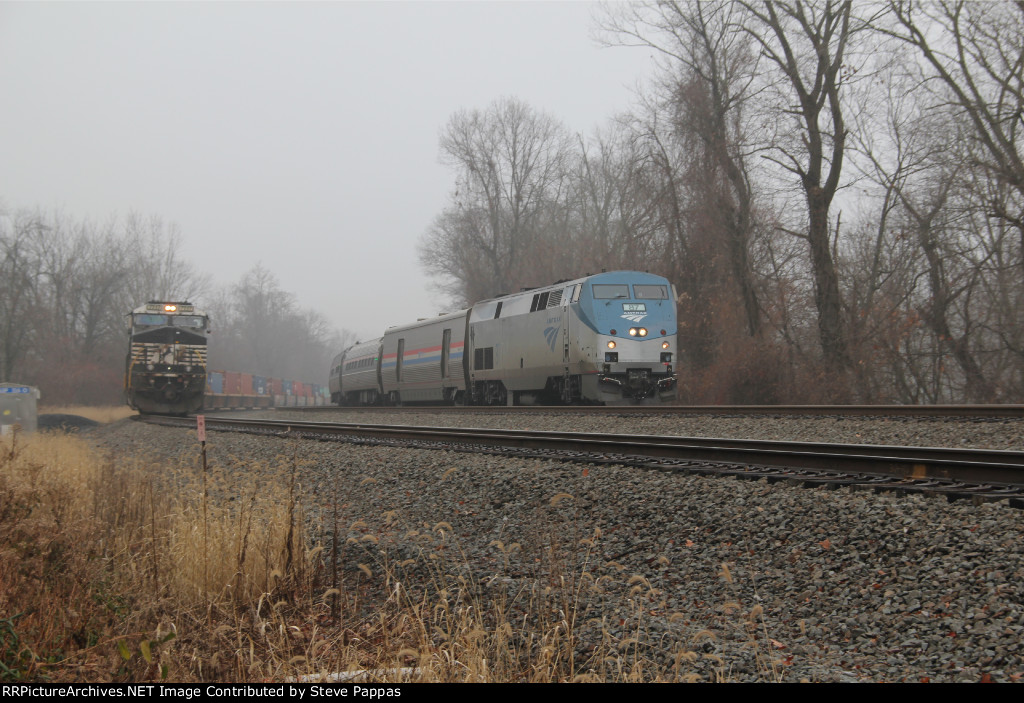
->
[0, 1, 654, 340]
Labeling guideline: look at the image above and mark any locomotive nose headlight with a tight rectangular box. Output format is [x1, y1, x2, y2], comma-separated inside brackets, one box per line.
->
[638, 328, 648, 337]
[607, 341, 616, 349]
[629, 328, 638, 336]
[662, 341, 670, 349]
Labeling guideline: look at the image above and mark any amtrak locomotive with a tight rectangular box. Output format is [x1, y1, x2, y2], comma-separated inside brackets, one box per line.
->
[330, 271, 678, 406]
[125, 301, 210, 415]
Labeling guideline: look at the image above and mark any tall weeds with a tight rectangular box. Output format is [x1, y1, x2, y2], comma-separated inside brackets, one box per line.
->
[0, 429, 777, 682]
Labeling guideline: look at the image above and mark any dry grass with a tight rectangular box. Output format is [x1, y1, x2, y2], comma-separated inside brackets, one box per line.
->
[0, 428, 773, 683]
[38, 406, 137, 424]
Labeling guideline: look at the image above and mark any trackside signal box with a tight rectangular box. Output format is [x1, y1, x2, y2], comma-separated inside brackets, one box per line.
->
[0, 383, 40, 434]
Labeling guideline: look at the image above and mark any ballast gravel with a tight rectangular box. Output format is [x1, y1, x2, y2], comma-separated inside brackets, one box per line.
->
[92, 413, 1024, 683]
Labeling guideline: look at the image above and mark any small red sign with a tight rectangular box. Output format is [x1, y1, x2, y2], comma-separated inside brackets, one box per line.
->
[197, 415, 206, 442]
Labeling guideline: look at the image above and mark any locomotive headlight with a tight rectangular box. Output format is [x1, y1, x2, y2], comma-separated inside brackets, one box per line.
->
[638, 328, 648, 337]
[164, 304, 177, 312]
[607, 341, 616, 349]
[629, 328, 638, 336]
[662, 341, 670, 349]
[146, 364, 155, 371]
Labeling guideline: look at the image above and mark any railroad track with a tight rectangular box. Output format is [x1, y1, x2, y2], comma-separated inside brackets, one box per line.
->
[267, 403, 1024, 418]
[139, 414, 1024, 508]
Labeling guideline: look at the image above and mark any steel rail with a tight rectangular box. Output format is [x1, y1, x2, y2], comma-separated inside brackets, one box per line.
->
[150, 415, 1024, 489]
[274, 404, 1024, 418]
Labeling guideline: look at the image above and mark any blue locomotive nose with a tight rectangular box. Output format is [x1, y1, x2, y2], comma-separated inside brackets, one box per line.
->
[578, 273, 677, 340]
[572, 272, 678, 403]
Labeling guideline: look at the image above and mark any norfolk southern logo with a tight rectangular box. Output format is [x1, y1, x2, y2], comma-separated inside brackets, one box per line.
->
[621, 313, 647, 323]
[543, 326, 559, 352]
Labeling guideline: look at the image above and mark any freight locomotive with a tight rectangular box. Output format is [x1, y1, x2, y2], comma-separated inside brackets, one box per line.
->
[125, 301, 210, 415]
[330, 271, 678, 406]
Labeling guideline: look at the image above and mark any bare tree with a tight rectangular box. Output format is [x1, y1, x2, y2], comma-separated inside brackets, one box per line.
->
[1, 201, 341, 401]
[77, 230, 131, 355]
[421, 205, 509, 306]
[885, 0, 1024, 235]
[121, 212, 210, 305]
[738, 0, 864, 377]
[0, 207, 216, 400]
[208, 264, 349, 382]
[849, 56, 1005, 401]
[601, 0, 765, 337]
[571, 125, 665, 274]
[424, 97, 574, 301]
[0, 211, 43, 381]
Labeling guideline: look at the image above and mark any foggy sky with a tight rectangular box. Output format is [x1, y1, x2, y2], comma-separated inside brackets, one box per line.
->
[0, 1, 654, 341]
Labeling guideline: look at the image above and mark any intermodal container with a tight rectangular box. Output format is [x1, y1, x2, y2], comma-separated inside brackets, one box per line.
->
[208, 372, 224, 395]
[224, 372, 241, 395]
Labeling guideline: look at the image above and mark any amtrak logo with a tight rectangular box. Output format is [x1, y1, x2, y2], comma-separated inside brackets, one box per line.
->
[621, 313, 648, 323]
[543, 326, 559, 352]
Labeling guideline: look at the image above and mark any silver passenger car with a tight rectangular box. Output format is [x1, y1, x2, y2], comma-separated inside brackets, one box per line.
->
[380, 311, 468, 405]
[336, 338, 384, 406]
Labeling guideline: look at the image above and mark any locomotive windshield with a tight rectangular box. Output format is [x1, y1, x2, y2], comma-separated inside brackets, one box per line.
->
[172, 315, 206, 329]
[634, 285, 669, 299]
[593, 284, 630, 299]
[134, 314, 168, 328]
[133, 314, 207, 330]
